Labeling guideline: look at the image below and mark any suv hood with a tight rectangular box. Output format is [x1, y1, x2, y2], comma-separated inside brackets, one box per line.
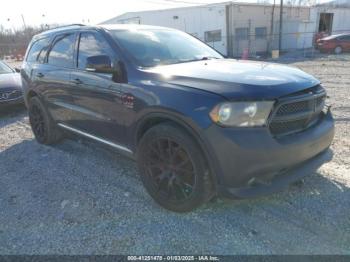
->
[144, 59, 320, 100]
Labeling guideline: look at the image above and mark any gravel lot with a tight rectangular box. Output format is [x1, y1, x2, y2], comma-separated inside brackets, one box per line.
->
[0, 55, 349, 255]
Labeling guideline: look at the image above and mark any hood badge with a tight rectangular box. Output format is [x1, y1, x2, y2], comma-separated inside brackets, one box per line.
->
[0, 91, 16, 100]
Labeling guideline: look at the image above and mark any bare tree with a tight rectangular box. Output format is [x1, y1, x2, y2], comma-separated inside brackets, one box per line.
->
[0, 26, 42, 58]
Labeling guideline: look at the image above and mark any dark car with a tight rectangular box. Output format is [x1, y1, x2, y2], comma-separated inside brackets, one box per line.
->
[317, 33, 350, 54]
[21, 24, 334, 212]
[0, 60, 23, 108]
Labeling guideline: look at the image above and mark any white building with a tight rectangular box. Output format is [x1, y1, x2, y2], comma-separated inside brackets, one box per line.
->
[102, 3, 229, 55]
[101, 1, 350, 57]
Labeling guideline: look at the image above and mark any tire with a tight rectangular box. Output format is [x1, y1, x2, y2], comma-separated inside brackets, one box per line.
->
[335, 46, 343, 54]
[28, 96, 63, 145]
[137, 123, 214, 212]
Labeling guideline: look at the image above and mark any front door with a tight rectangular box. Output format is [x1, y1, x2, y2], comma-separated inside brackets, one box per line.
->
[41, 33, 78, 122]
[68, 31, 127, 146]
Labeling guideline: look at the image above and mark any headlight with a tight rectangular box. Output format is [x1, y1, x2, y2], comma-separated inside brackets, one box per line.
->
[209, 101, 274, 127]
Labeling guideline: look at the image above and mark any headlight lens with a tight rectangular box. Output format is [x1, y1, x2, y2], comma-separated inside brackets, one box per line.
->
[210, 101, 274, 127]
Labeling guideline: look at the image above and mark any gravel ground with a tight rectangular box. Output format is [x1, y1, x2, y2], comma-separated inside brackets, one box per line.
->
[0, 55, 349, 255]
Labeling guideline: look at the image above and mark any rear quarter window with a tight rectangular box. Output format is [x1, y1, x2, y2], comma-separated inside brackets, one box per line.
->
[26, 38, 50, 63]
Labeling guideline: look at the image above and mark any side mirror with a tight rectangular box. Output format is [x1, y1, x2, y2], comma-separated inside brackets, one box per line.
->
[86, 55, 113, 73]
[14, 68, 20, 73]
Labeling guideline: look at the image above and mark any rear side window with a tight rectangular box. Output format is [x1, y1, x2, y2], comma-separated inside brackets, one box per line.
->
[47, 34, 76, 68]
[26, 38, 50, 62]
[77, 32, 115, 69]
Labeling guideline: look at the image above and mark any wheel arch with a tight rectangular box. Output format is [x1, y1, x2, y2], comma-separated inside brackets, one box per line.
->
[134, 112, 221, 188]
[25, 90, 39, 107]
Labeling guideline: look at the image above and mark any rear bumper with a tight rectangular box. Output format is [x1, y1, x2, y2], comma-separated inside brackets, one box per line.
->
[203, 110, 335, 198]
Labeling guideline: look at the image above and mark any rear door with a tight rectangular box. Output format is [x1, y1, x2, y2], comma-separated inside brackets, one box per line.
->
[68, 31, 127, 146]
[41, 32, 77, 122]
[21, 37, 51, 103]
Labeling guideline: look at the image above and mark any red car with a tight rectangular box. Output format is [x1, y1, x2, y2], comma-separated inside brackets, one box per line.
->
[317, 33, 350, 54]
[313, 31, 329, 48]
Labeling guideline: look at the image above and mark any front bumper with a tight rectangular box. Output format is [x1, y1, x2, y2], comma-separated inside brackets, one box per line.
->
[0, 97, 24, 108]
[203, 110, 335, 198]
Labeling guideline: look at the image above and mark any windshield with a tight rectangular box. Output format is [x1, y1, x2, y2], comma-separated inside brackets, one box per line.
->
[110, 29, 223, 67]
[0, 61, 14, 74]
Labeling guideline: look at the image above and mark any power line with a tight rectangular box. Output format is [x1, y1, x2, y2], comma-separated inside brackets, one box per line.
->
[164, 0, 211, 4]
[143, 0, 184, 6]
[146, 0, 212, 5]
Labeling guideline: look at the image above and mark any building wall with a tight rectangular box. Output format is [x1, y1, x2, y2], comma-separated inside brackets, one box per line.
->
[102, 3, 312, 56]
[102, 3, 350, 56]
[311, 6, 350, 35]
[226, 4, 311, 55]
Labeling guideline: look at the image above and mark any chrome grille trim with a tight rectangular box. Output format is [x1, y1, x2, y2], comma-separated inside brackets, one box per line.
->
[0, 89, 22, 101]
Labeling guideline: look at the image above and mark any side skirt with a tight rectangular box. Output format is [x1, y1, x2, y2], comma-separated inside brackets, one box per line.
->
[57, 123, 134, 157]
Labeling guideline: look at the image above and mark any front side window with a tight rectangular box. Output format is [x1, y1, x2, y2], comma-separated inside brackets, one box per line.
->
[204, 30, 222, 42]
[77, 32, 115, 69]
[26, 38, 50, 62]
[47, 34, 76, 68]
[109, 29, 222, 67]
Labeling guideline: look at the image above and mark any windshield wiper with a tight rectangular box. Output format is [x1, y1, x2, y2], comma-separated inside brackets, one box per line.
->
[167, 56, 220, 65]
[199, 56, 220, 60]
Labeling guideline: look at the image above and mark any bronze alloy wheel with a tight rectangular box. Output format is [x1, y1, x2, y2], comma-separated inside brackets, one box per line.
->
[144, 137, 196, 201]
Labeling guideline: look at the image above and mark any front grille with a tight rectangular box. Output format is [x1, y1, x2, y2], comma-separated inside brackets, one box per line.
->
[269, 85, 326, 137]
[276, 100, 310, 116]
[270, 119, 308, 135]
[0, 89, 22, 101]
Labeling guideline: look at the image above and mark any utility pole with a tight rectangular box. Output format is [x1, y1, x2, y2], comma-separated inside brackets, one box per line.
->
[279, 0, 284, 52]
[268, 0, 276, 54]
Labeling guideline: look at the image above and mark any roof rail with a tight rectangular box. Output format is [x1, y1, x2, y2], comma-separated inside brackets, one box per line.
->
[46, 23, 85, 31]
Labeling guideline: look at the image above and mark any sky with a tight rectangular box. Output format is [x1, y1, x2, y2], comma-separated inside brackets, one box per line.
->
[0, 0, 333, 30]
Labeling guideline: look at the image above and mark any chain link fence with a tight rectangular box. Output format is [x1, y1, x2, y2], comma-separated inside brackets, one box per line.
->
[1, 24, 349, 62]
[195, 23, 350, 59]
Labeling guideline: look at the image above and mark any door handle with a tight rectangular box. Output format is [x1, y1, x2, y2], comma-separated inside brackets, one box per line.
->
[36, 72, 44, 78]
[70, 78, 83, 85]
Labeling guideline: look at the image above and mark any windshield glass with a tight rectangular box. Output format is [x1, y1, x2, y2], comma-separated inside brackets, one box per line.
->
[0, 61, 13, 74]
[110, 29, 223, 67]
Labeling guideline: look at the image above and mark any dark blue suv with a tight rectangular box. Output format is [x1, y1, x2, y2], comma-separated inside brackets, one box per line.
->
[21, 24, 334, 212]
